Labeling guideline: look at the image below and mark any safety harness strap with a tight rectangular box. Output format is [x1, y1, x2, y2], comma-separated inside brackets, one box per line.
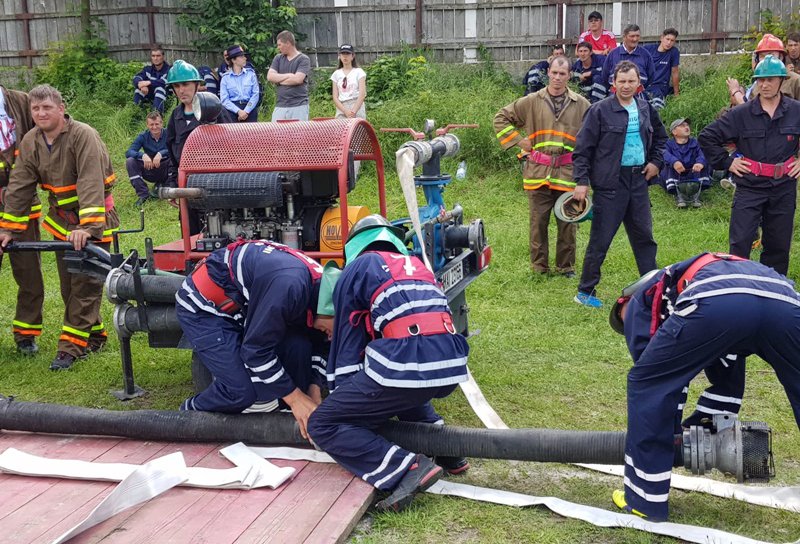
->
[381, 312, 456, 339]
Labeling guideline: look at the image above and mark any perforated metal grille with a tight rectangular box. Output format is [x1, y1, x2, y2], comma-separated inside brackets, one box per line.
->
[186, 172, 284, 209]
[741, 421, 774, 482]
[180, 119, 379, 173]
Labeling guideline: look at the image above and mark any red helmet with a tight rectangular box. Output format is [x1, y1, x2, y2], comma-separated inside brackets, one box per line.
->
[755, 33, 786, 53]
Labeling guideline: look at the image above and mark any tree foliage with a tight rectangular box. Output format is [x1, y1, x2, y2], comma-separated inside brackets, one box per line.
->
[178, 0, 302, 72]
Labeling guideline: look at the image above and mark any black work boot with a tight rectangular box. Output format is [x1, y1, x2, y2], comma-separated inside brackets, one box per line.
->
[50, 351, 79, 371]
[434, 456, 470, 475]
[374, 454, 442, 513]
[16, 338, 39, 356]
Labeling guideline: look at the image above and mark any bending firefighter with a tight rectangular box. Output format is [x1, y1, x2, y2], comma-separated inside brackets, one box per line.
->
[0, 85, 119, 370]
[0, 85, 44, 355]
[175, 240, 327, 434]
[609, 253, 800, 521]
[308, 215, 470, 512]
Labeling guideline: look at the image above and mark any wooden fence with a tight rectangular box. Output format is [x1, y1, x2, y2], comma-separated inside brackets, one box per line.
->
[0, 0, 798, 69]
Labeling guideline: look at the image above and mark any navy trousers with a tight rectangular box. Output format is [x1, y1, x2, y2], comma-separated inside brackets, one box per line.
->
[729, 180, 796, 275]
[578, 167, 658, 294]
[307, 371, 455, 491]
[133, 83, 168, 113]
[624, 294, 800, 519]
[125, 157, 170, 199]
[176, 304, 314, 413]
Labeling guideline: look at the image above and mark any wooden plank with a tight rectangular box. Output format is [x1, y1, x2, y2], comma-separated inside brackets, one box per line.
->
[233, 462, 357, 544]
[302, 478, 375, 544]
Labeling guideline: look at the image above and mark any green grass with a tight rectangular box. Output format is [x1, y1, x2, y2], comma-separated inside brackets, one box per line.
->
[2, 57, 800, 543]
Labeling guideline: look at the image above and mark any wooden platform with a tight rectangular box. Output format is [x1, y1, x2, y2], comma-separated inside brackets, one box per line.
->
[0, 431, 375, 544]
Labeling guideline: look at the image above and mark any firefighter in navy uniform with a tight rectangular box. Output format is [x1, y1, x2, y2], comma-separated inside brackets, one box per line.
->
[0, 85, 119, 370]
[175, 240, 327, 435]
[608, 253, 800, 521]
[0, 85, 44, 355]
[699, 55, 800, 276]
[308, 215, 470, 513]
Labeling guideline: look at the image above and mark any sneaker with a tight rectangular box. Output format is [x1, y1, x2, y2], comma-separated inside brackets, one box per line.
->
[691, 199, 702, 208]
[374, 454, 442, 513]
[16, 338, 39, 356]
[676, 193, 687, 209]
[434, 456, 470, 475]
[612, 489, 665, 521]
[50, 351, 79, 371]
[720, 177, 736, 189]
[562, 271, 576, 279]
[574, 292, 603, 308]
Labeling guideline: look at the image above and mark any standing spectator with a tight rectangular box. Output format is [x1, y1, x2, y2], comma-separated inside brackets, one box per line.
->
[220, 45, 260, 123]
[572, 41, 606, 103]
[786, 31, 800, 73]
[601, 25, 655, 93]
[268, 31, 311, 121]
[132, 46, 171, 113]
[0, 85, 43, 355]
[125, 111, 170, 207]
[331, 44, 366, 119]
[644, 28, 681, 110]
[495, 57, 590, 277]
[572, 61, 667, 308]
[522, 45, 565, 96]
[659, 118, 709, 208]
[165, 60, 232, 235]
[0, 84, 119, 370]
[699, 55, 800, 276]
[577, 11, 617, 55]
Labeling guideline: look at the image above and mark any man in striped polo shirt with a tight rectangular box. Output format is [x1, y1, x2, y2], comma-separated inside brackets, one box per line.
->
[308, 215, 470, 512]
[608, 253, 800, 521]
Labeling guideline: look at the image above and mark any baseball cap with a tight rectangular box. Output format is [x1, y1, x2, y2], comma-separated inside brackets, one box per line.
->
[339, 44, 354, 54]
[588, 11, 603, 20]
[669, 118, 690, 132]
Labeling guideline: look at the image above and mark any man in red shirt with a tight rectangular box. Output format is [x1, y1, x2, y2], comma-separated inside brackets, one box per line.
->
[577, 11, 617, 55]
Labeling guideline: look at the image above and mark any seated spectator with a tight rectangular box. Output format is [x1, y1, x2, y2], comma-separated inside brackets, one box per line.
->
[133, 46, 171, 113]
[659, 118, 709, 208]
[523, 45, 565, 95]
[125, 111, 170, 207]
[198, 66, 219, 96]
[601, 24, 654, 93]
[644, 28, 680, 110]
[577, 11, 617, 55]
[572, 41, 606, 103]
[220, 45, 260, 122]
[787, 31, 800, 73]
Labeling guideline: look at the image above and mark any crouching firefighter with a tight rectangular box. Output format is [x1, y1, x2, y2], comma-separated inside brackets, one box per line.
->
[0, 85, 44, 355]
[175, 240, 328, 436]
[608, 252, 800, 521]
[308, 215, 470, 513]
[0, 84, 118, 370]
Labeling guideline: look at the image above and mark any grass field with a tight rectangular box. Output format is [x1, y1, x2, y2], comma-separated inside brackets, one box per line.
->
[1, 59, 799, 543]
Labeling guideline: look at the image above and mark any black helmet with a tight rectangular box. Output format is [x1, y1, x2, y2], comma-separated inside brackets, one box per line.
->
[609, 269, 661, 334]
[344, 214, 407, 262]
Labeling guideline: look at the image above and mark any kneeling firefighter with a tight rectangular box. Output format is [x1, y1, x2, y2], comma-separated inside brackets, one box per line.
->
[609, 252, 800, 521]
[175, 240, 328, 437]
[308, 215, 470, 512]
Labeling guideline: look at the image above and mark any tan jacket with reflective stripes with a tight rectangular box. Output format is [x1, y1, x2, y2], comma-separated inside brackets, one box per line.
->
[0, 86, 40, 220]
[0, 116, 118, 242]
[494, 88, 590, 191]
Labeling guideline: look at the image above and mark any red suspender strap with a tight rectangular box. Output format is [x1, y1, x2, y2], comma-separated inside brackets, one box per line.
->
[676, 252, 746, 294]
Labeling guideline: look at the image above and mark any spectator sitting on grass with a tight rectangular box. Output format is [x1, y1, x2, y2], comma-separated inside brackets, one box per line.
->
[572, 41, 606, 103]
[523, 45, 565, 96]
[644, 28, 681, 110]
[659, 118, 709, 208]
[132, 46, 171, 113]
[125, 111, 170, 207]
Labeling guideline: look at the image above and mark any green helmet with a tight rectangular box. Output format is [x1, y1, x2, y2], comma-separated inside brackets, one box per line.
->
[166, 59, 203, 85]
[753, 55, 787, 79]
[316, 261, 342, 316]
[344, 214, 408, 263]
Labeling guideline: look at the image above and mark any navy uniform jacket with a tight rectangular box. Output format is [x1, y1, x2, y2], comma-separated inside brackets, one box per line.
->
[176, 242, 324, 400]
[165, 104, 233, 187]
[523, 60, 549, 96]
[698, 96, 800, 189]
[571, 55, 606, 103]
[326, 251, 469, 391]
[133, 62, 171, 92]
[662, 138, 706, 172]
[601, 45, 655, 91]
[624, 254, 800, 361]
[573, 95, 668, 189]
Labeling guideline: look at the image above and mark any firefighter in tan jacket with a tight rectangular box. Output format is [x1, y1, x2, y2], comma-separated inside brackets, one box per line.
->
[0, 85, 44, 355]
[494, 57, 590, 276]
[0, 85, 119, 370]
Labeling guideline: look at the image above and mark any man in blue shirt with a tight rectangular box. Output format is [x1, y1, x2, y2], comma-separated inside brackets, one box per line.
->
[132, 46, 171, 113]
[523, 45, 565, 95]
[601, 24, 655, 93]
[220, 45, 261, 122]
[572, 42, 606, 103]
[644, 28, 681, 110]
[125, 111, 170, 207]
